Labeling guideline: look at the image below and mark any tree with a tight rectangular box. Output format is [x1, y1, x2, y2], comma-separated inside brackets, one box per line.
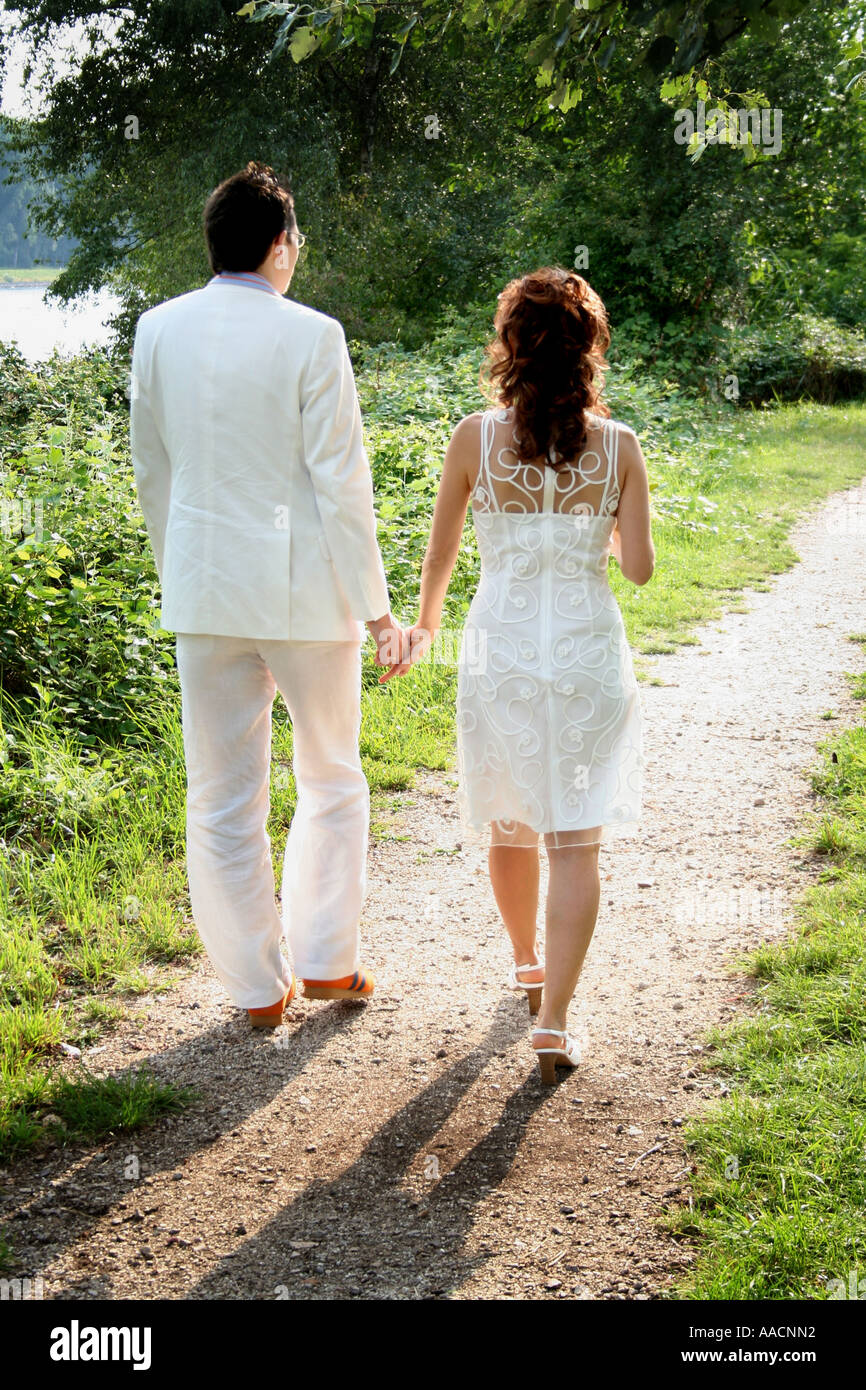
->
[2, 0, 863, 356]
[238, 0, 830, 111]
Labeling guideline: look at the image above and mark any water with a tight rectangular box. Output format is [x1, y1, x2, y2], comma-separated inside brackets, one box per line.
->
[0, 284, 120, 361]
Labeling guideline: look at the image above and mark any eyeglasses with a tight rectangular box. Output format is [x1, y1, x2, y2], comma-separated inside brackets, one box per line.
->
[290, 230, 306, 249]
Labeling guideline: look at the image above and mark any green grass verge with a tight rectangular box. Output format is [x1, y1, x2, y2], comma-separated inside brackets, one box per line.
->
[667, 635, 866, 1300]
[0, 1069, 195, 1169]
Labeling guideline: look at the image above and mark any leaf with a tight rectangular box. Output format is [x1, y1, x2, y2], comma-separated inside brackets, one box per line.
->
[560, 80, 581, 112]
[249, 1, 286, 20]
[525, 33, 554, 67]
[236, 2, 256, 16]
[290, 26, 320, 62]
[394, 15, 418, 42]
[597, 37, 616, 71]
[554, 22, 572, 54]
[269, 7, 300, 60]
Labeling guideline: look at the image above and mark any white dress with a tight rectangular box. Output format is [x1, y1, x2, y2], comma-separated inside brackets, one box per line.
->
[456, 407, 643, 847]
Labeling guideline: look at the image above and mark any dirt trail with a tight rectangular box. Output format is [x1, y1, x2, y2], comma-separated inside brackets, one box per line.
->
[3, 479, 866, 1301]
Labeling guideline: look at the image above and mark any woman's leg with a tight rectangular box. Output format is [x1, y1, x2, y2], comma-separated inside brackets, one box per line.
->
[535, 837, 601, 1033]
[488, 820, 543, 983]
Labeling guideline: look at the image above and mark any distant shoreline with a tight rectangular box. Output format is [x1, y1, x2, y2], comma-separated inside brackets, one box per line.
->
[0, 267, 65, 287]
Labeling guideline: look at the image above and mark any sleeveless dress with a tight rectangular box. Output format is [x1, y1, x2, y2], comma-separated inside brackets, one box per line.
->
[456, 408, 643, 848]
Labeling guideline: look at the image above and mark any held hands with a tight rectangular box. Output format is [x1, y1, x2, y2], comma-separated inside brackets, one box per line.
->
[366, 614, 437, 682]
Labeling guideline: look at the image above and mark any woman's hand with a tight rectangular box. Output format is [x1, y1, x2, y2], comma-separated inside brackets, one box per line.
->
[405, 624, 437, 666]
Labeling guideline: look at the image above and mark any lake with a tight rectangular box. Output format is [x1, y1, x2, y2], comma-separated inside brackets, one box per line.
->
[0, 284, 120, 361]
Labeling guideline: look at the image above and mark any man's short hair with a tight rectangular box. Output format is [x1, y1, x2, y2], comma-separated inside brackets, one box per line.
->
[203, 161, 296, 274]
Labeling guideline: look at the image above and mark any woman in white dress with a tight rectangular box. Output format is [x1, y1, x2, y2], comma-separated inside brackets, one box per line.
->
[405, 268, 655, 1083]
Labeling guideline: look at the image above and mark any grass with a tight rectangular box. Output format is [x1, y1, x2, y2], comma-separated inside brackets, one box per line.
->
[0, 266, 64, 285]
[613, 402, 866, 657]
[667, 636, 866, 1300]
[0, 1070, 195, 1168]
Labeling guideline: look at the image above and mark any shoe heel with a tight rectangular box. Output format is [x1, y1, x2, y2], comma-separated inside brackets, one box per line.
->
[527, 986, 542, 1017]
[537, 1052, 557, 1086]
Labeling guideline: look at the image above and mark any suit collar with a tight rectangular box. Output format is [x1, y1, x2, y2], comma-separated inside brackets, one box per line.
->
[208, 271, 283, 298]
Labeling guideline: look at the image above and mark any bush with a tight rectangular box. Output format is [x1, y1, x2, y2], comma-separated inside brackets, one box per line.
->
[0, 347, 174, 742]
[729, 314, 866, 406]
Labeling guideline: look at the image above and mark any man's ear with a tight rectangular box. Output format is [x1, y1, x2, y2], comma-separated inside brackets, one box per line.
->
[273, 230, 290, 270]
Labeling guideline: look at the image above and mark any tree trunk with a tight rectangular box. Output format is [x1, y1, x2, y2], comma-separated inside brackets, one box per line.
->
[358, 17, 386, 176]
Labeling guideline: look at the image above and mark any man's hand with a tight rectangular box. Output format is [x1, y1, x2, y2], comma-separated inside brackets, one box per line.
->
[366, 612, 410, 683]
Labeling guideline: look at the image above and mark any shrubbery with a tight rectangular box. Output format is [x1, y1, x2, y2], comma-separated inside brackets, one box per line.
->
[0, 345, 173, 743]
[729, 314, 866, 406]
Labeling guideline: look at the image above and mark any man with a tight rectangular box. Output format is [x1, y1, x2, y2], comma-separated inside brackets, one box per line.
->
[130, 161, 406, 1029]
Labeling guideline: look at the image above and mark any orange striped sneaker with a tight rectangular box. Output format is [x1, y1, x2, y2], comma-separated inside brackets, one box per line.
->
[301, 969, 375, 1001]
[247, 976, 296, 1028]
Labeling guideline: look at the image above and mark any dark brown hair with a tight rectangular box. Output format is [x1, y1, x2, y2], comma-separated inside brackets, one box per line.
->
[203, 161, 296, 274]
[481, 267, 611, 467]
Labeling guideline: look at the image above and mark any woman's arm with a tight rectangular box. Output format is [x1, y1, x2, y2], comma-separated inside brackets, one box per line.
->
[411, 414, 478, 654]
[611, 426, 654, 586]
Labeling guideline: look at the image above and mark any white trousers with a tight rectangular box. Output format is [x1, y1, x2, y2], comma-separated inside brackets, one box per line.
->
[175, 634, 369, 1008]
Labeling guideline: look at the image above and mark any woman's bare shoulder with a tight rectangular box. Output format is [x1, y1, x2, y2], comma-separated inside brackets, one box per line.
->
[586, 410, 638, 439]
[450, 411, 486, 443]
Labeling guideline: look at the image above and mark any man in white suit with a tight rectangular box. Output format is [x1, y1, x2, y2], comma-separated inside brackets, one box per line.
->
[130, 162, 407, 1028]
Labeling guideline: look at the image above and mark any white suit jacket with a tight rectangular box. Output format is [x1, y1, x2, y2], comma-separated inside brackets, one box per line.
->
[130, 275, 391, 641]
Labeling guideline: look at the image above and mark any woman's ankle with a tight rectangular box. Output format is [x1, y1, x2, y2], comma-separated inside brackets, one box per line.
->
[535, 1013, 567, 1034]
[512, 944, 541, 966]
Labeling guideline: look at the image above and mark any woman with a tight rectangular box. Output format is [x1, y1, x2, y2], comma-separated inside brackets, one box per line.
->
[404, 267, 654, 1083]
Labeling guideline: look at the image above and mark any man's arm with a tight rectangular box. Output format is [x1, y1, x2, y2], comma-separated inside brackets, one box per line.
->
[129, 323, 172, 584]
[300, 317, 391, 624]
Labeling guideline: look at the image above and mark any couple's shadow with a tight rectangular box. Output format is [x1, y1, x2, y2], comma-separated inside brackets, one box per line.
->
[19, 990, 548, 1299]
[187, 998, 550, 1299]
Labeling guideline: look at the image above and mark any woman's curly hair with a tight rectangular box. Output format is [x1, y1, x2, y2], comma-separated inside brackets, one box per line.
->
[480, 267, 611, 468]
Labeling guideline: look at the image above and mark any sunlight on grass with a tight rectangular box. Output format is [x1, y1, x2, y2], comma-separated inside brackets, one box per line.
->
[669, 686, 866, 1299]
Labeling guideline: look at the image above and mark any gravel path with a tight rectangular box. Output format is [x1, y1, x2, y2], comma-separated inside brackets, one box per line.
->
[3, 478, 866, 1301]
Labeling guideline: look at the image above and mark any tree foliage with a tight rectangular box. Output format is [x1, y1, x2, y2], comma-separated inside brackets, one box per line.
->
[1, 0, 864, 359]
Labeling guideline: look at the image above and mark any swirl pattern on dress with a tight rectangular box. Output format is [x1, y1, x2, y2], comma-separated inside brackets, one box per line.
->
[456, 407, 643, 847]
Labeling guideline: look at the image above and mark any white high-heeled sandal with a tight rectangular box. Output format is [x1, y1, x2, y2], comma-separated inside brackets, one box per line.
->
[507, 960, 545, 1016]
[531, 1027, 581, 1085]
